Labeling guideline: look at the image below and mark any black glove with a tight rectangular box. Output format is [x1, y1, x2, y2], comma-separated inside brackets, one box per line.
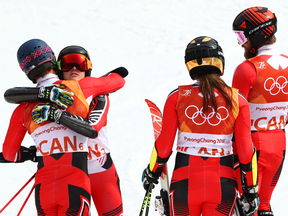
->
[142, 164, 160, 190]
[18, 146, 38, 163]
[32, 103, 64, 124]
[102, 67, 129, 78]
[37, 84, 74, 109]
[241, 184, 259, 216]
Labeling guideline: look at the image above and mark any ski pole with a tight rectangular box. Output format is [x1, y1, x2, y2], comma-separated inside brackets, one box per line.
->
[145, 184, 153, 216]
[0, 173, 35, 214]
[139, 183, 153, 216]
[17, 183, 35, 216]
[139, 186, 150, 216]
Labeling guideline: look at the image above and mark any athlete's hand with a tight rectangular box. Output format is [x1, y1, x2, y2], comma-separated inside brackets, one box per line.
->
[38, 84, 74, 108]
[18, 146, 38, 163]
[142, 164, 160, 190]
[241, 184, 259, 215]
[32, 103, 63, 124]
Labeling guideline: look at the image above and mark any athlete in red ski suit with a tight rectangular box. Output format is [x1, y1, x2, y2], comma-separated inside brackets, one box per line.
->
[232, 44, 288, 213]
[2, 72, 125, 215]
[232, 7, 285, 215]
[57, 45, 124, 216]
[86, 94, 123, 216]
[142, 36, 258, 216]
[149, 85, 256, 216]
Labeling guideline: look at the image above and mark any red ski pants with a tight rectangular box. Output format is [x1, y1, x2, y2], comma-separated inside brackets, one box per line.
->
[234, 129, 286, 213]
[169, 153, 237, 216]
[90, 154, 123, 216]
[34, 152, 91, 216]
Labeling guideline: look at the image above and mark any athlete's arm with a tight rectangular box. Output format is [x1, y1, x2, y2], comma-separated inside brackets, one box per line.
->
[149, 89, 179, 174]
[2, 103, 27, 162]
[4, 85, 73, 108]
[234, 93, 257, 187]
[232, 61, 257, 99]
[49, 94, 110, 138]
[87, 95, 109, 132]
[79, 73, 125, 99]
[4, 67, 127, 104]
[58, 94, 109, 138]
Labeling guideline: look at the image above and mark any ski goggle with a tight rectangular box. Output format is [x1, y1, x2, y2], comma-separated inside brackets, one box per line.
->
[57, 53, 92, 72]
[234, 30, 248, 45]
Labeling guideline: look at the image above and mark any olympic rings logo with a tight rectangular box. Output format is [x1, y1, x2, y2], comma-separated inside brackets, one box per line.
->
[185, 105, 229, 126]
[264, 76, 288, 95]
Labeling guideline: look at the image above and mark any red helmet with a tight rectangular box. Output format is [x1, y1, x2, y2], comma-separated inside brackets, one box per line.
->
[232, 7, 277, 48]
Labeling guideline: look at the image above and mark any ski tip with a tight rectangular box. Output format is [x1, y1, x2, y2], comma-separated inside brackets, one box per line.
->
[144, 99, 150, 103]
[145, 99, 156, 106]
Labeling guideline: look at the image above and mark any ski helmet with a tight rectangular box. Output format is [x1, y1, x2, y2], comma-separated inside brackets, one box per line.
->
[185, 36, 224, 80]
[233, 7, 277, 48]
[17, 39, 57, 83]
[57, 45, 92, 80]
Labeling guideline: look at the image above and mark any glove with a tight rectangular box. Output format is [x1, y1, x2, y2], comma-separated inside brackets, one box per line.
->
[18, 146, 38, 163]
[32, 103, 64, 124]
[142, 164, 160, 190]
[38, 84, 74, 109]
[241, 184, 259, 216]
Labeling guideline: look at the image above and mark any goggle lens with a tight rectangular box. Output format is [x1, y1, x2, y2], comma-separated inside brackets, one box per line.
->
[234, 31, 248, 45]
[58, 53, 92, 71]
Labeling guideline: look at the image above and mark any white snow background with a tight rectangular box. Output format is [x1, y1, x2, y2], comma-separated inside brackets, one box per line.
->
[1, 0, 288, 215]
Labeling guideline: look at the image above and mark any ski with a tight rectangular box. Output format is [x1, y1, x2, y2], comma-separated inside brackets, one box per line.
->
[145, 99, 170, 216]
[233, 197, 245, 216]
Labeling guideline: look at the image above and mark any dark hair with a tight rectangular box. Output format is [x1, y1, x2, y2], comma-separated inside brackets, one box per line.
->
[195, 72, 233, 113]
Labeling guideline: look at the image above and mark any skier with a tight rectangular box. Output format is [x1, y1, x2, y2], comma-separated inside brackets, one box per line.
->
[2, 39, 125, 215]
[56, 45, 124, 216]
[141, 36, 259, 216]
[232, 7, 286, 216]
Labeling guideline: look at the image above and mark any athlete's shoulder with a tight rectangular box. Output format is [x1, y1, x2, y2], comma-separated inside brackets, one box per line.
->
[167, 88, 179, 98]
[236, 60, 256, 72]
[233, 60, 257, 89]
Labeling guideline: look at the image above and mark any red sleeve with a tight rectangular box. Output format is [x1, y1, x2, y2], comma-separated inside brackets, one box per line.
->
[234, 94, 254, 164]
[232, 61, 257, 99]
[2, 103, 27, 162]
[88, 95, 110, 132]
[79, 73, 125, 99]
[154, 90, 179, 159]
[234, 93, 256, 188]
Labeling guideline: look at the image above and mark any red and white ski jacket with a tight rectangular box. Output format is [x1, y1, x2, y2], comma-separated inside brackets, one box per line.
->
[232, 44, 288, 131]
[150, 84, 254, 186]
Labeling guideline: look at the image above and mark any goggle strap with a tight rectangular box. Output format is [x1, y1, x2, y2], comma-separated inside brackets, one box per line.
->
[185, 49, 222, 63]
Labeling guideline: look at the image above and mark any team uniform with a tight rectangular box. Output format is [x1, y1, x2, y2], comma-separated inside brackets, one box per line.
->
[232, 44, 288, 213]
[149, 84, 255, 216]
[2, 73, 125, 215]
[86, 94, 123, 216]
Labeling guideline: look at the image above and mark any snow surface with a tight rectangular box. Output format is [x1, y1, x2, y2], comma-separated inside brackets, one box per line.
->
[1, 0, 288, 215]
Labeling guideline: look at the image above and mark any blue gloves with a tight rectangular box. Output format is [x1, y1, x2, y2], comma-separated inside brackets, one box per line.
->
[32, 103, 63, 124]
[38, 84, 74, 109]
